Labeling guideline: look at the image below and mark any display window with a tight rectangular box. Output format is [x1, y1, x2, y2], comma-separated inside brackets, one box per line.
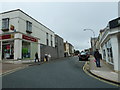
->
[105, 40, 113, 64]
[22, 41, 31, 59]
[2, 41, 14, 59]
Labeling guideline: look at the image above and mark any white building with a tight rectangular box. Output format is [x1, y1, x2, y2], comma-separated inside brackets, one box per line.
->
[0, 9, 55, 60]
[64, 41, 74, 57]
[99, 17, 120, 72]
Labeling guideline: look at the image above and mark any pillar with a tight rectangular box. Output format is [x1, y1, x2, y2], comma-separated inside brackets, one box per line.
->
[38, 39, 41, 61]
[14, 33, 22, 60]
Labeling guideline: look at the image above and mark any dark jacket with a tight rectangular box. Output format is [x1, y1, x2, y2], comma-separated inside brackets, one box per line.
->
[35, 53, 38, 59]
[94, 51, 102, 59]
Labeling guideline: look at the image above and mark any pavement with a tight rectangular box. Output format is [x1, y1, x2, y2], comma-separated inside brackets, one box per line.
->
[0, 60, 41, 76]
[85, 55, 120, 85]
[0, 58, 64, 75]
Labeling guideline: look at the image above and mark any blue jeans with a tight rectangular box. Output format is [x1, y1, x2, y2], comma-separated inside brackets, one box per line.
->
[96, 58, 100, 67]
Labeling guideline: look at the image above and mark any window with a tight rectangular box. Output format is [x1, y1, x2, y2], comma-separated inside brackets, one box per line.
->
[46, 33, 49, 46]
[60, 40, 62, 45]
[51, 35, 52, 41]
[55, 37, 58, 43]
[51, 35, 53, 47]
[106, 40, 113, 64]
[2, 18, 9, 31]
[103, 49, 106, 60]
[46, 33, 48, 39]
[51, 41, 53, 47]
[26, 21, 32, 33]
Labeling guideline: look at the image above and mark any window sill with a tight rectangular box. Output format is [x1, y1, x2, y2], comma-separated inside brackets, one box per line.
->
[26, 30, 32, 33]
[2, 28, 9, 31]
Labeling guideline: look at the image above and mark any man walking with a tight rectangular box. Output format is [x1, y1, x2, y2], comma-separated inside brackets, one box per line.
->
[94, 49, 101, 67]
[35, 52, 39, 62]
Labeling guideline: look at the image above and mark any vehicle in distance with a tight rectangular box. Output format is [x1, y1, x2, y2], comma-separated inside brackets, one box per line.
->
[78, 52, 89, 61]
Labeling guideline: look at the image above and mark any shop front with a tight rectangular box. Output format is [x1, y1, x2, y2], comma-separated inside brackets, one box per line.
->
[0, 32, 40, 60]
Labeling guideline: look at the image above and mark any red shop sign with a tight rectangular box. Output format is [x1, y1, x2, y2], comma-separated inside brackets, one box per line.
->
[22, 35, 38, 42]
[0, 34, 12, 40]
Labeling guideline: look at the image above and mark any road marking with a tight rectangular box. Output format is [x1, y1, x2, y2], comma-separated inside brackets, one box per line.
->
[83, 62, 120, 87]
[2, 65, 28, 76]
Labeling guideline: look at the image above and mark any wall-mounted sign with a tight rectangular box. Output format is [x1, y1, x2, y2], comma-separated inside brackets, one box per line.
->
[10, 25, 15, 30]
[22, 35, 38, 42]
[0, 34, 14, 40]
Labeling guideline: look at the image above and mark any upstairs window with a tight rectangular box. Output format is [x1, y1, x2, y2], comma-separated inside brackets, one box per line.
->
[51, 35, 53, 47]
[46, 33, 49, 46]
[26, 21, 32, 33]
[2, 18, 9, 31]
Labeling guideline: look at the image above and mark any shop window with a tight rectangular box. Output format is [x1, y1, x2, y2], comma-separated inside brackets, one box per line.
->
[22, 41, 30, 58]
[110, 47, 113, 63]
[26, 21, 32, 33]
[2, 18, 9, 31]
[106, 40, 113, 64]
[2, 41, 14, 59]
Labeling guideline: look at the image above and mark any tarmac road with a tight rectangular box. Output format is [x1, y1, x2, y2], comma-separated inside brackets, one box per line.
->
[2, 57, 119, 88]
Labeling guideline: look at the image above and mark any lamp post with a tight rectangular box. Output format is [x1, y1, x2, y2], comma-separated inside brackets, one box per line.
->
[83, 29, 96, 53]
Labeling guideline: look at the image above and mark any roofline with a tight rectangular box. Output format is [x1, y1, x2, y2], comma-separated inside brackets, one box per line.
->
[0, 9, 54, 33]
[109, 17, 120, 24]
[55, 34, 63, 39]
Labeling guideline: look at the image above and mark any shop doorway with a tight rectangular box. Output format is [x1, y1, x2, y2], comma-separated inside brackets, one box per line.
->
[2, 41, 14, 59]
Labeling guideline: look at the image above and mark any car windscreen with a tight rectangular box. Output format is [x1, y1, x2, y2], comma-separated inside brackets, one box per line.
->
[80, 52, 86, 55]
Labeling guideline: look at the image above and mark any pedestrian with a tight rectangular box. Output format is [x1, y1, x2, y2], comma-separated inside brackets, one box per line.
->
[48, 54, 51, 61]
[35, 52, 39, 62]
[94, 49, 101, 67]
[44, 54, 48, 62]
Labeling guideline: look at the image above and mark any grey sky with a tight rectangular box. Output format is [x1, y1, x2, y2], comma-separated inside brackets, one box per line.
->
[1, 2, 118, 51]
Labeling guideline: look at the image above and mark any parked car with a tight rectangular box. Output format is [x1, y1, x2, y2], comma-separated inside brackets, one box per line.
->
[78, 52, 89, 61]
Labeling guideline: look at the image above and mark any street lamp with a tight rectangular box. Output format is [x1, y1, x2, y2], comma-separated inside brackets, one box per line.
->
[83, 29, 96, 53]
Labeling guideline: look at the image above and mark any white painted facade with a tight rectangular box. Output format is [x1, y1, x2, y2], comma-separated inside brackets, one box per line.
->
[99, 26, 120, 71]
[0, 9, 55, 46]
[0, 9, 55, 60]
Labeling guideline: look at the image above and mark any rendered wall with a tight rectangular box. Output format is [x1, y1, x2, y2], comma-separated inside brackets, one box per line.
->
[30, 42, 38, 59]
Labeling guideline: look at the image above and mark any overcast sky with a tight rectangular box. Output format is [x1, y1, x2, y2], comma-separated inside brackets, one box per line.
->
[1, 2, 118, 51]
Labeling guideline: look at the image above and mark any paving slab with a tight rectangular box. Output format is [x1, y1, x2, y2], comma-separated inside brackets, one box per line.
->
[88, 56, 119, 83]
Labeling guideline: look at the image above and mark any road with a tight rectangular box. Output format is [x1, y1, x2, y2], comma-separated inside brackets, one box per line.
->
[2, 57, 118, 88]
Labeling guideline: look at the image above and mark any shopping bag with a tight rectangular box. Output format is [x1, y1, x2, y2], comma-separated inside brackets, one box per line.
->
[44, 58, 46, 62]
[94, 59, 96, 62]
